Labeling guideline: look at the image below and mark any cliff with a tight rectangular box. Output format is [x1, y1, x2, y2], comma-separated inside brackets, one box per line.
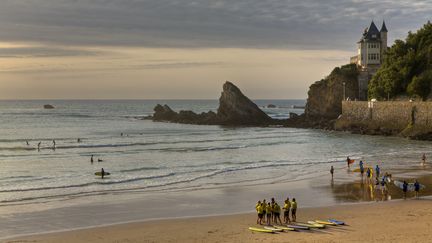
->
[304, 64, 359, 128]
[152, 81, 274, 126]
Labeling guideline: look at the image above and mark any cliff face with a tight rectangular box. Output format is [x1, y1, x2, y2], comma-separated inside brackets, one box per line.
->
[152, 81, 273, 126]
[305, 64, 359, 120]
[217, 82, 272, 125]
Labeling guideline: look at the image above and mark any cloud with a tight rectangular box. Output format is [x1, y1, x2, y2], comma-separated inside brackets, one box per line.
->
[0, 46, 101, 58]
[0, 0, 430, 50]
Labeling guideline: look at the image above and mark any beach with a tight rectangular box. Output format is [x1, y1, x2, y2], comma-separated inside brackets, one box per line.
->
[6, 198, 432, 243]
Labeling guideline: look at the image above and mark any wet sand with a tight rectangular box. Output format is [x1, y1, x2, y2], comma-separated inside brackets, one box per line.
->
[6, 198, 432, 243]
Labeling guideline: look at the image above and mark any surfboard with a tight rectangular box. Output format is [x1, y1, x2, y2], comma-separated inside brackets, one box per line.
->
[272, 225, 295, 231]
[263, 226, 283, 232]
[306, 221, 326, 228]
[315, 220, 337, 226]
[328, 219, 345, 225]
[296, 222, 324, 229]
[248, 227, 274, 233]
[287, 224, 310, 230]
[348, 159, 355, 164]
[393, 180, 425, 191]
[94, 172, 110, 176]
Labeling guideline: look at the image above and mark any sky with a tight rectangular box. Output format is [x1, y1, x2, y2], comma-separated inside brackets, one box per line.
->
[0, 0, 431, 99]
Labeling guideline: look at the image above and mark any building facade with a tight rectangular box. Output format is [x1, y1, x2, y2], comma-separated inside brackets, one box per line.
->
[351, 21, 388, 100]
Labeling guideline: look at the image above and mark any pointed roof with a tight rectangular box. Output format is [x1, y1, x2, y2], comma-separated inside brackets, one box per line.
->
[381, 21, 388, 32]
[364, 21, 380, 40]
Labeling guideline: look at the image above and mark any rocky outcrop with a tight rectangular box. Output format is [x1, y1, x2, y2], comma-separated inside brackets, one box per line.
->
[304, 64, 358, 128]
[152, 81, 274, 126]
[43, 104, 55, 109]
[305, 64, 358, 120]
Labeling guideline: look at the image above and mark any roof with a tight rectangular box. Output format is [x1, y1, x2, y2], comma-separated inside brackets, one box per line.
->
[359, 21, 382, 42]
[381, 21, 388, 32]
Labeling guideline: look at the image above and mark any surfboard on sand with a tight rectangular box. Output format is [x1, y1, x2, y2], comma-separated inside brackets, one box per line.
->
[315, 220, 337, 226]
[95, 172, 110, 176]
[394, 180, 425, 191]
[306, 221, 326, 228]
[272, 225, 295, 231]
[263, 226, 283, 232]
[287, 224, 310, 230]
[248, 227, 274, 233]
[328, 219, 345, 225]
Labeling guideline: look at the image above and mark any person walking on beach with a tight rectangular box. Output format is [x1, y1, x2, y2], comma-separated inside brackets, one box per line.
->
[52, 140, 56, 149]
[265, 202, 272, 225]
[414, 180, 420, 199]
[273, 202, 282, 225]
[283, 198, 291, 224]
[291, 198, 297, 222]
[37, 141, 41, 151]
[90, 155, 94, 163]
[330, 166, 334, 179]
[346, 156, 351, 168]
[402, 181, 408, 199]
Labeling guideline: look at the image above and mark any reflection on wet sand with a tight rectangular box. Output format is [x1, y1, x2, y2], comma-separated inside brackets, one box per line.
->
[325, 171, 432, 203]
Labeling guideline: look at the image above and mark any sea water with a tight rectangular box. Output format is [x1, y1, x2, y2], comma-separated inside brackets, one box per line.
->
[1, 99, 432, 238]
[0, 99, 431, 205]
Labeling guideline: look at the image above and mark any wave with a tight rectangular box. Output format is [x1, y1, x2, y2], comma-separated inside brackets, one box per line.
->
[0, 173, 175, 193]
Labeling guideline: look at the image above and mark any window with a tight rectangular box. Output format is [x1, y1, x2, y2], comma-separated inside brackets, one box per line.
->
[368, 53, 380, 60]
[368, 43, 380, 49]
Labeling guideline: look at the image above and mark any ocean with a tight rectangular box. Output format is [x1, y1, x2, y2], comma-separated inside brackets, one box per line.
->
[1, 99, 432, 238]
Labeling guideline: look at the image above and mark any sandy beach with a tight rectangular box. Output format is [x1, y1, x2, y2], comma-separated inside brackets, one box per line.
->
[6, 198, 432, 243]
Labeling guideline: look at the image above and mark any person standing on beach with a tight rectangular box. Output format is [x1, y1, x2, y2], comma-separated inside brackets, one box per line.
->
[52, 140, 56, 149]
[265, 203, 272, 225]
[330, 166, 334, 179]
[262, 199, 267, 224]
[271, 198, 276, 223]
[37, 142, 41, 151]
[414, 180, 420, 199]
[90, 155, 94, 163]
[283, 198, 291, 224]
[291, 198, 297, 222]
[101, 168, 105, 179]
[346, 156, 351, 168]
[375, 165, 380, 178]
[422, 153, 426, 165]
[255, 201, 262, 224]
[402, 181, 408, 199]
[273, 202, 282, 225]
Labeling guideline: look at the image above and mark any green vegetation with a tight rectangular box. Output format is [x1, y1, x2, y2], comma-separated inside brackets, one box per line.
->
[369, 21, 432, 100]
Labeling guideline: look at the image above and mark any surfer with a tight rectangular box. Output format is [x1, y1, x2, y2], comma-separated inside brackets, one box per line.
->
[265, 202, 272, 226]
[414, 180, 420, 199]
[98, 158, 103, 162]
[37, 141, 41, 151]
[402, 181, 408, 199]
[271, 198, 276, 223]
[291, 198, 297, 222]
[26, 140, 29, 146]
[90, 155, 94, 163]
[273, 202, 282, 225]
[422, 153, 426, 165]
[255, 201, 262, 224]
[77, 138, 81, 143]
[101, 168, 105, 179]
[283, 198, 291, 224]
[52, 140, 56, 149]
[330, 166, 334, 179]
[346, 156, 351, 168]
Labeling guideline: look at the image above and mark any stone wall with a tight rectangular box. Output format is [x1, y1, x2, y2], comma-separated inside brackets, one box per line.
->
[341, 101, 432, 130]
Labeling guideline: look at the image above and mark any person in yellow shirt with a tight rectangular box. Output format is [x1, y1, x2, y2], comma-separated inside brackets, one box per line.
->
[291, 198, 297, 222]
[266, 202, 272, 226]
[283, 198, 291, 224]
[273, 202, 282, 225]
[255, 200, 262, 224]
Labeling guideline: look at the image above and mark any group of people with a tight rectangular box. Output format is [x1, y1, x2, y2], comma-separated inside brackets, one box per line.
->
[255, 197, 297, 225]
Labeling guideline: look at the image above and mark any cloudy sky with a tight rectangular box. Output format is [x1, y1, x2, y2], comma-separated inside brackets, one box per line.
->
[0, 0, 430, 99]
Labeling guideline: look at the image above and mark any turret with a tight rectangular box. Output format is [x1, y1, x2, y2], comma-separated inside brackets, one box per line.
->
[380, 21, 388, 60]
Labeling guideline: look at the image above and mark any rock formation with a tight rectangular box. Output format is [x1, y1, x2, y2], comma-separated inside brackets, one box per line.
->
[152, 81, 274, 126]
[43, 104, 55, 109]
